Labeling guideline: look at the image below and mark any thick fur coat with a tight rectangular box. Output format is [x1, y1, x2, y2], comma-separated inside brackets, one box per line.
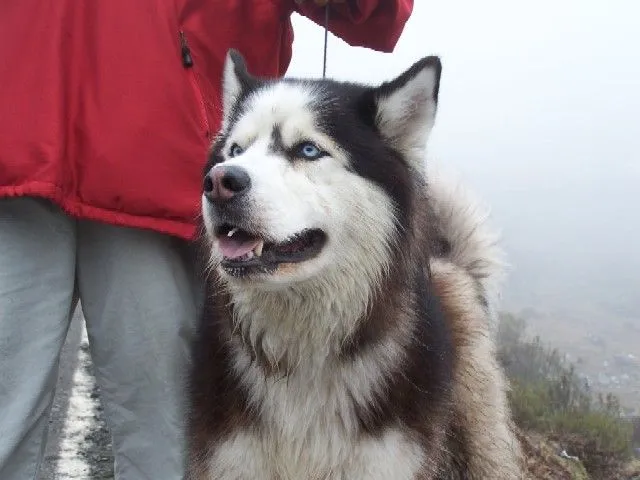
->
[187, 50, 523, 479]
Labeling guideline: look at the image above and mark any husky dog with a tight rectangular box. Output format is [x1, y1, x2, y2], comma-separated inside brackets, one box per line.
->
[187, 50, 523, 480]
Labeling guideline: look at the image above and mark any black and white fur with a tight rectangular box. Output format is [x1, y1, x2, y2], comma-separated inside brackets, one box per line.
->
[187, 50, 523, 480]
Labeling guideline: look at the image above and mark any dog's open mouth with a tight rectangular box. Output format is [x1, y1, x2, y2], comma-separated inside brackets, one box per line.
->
[214, 224, 326, 275]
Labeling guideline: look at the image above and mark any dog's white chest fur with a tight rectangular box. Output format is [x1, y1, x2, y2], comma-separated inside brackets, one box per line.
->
[204, 336, 425, 480]
[207, 425, 424, 480]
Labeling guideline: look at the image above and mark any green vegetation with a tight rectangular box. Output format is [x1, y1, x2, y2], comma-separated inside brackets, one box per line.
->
[496, 312, 636, 479]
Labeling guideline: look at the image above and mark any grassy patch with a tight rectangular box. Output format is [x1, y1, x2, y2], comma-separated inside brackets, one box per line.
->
[497, 313, 634, 478]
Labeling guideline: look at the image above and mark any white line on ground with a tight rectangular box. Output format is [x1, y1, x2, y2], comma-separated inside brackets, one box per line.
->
[54, 322, 98, 479]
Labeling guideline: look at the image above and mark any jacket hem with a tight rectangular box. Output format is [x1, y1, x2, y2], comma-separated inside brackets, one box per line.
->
[0, 182, 198, 241]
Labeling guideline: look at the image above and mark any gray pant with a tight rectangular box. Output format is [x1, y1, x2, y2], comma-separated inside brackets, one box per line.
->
[0, 198, 200, 479]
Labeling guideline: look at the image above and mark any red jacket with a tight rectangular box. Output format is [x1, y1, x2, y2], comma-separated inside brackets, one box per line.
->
[0, 0, 412, 240]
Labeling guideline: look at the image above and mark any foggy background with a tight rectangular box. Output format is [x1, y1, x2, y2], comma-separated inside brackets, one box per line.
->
[288, 0, 640, 405]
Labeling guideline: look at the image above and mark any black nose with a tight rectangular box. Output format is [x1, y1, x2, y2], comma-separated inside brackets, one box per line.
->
[203, 165, 251, 203]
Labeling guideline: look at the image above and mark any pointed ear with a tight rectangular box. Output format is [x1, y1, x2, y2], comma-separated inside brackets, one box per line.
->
[372, 56, 442, 160]
[221, 49, 259, 126]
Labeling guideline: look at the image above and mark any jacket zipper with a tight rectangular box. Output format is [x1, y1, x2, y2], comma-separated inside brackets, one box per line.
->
[179, 30, 194, 68]
[179, 30, 211, 139]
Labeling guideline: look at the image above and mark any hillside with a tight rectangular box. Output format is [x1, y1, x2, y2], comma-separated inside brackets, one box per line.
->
[518, 306, 639, 413]
[497, 313, 640, 479]
[520, 430, 640, 480]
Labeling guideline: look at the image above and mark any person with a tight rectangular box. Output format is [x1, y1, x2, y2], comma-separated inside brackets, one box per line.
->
[0, 0, 413, 478]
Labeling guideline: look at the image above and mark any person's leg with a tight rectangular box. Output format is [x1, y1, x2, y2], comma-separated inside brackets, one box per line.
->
[77, 220, 200, 479]
[0, 198, 77, 480]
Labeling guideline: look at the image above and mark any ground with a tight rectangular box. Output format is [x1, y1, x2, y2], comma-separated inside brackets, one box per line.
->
[40, 309, 113, 480]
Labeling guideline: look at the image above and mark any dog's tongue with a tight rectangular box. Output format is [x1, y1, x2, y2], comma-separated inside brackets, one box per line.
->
[217, 235, 261, 259]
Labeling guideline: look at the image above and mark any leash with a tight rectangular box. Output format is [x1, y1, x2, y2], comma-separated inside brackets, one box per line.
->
[322, 3, 329, 78]
[295, 0, 330, 78]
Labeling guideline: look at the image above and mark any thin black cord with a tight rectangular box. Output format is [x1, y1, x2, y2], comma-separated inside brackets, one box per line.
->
[322, 4, 329, 78]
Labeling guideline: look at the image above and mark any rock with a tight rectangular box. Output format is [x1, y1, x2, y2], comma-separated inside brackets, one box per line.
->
[518, 430, 589, 480]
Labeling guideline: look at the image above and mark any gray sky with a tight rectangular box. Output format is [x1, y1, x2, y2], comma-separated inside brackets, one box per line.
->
[287, 0, 639, 313]
[288, 0, 639, 188]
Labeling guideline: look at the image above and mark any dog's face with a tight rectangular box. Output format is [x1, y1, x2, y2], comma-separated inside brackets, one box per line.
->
[201, 50, 441, 288]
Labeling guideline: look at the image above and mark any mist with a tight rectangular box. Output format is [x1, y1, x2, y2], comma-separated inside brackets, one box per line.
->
[287, 0, 640, 406]
[287, 0, 639, 315]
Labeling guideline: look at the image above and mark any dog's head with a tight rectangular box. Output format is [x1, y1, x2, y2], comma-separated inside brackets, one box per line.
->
[201, 50, 441, 289]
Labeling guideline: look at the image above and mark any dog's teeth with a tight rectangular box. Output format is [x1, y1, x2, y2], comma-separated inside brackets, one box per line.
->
[227, 227, 238, 238]
[253, 241, 264, 257]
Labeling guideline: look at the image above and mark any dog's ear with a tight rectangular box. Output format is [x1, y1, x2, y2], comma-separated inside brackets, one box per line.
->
[221, 49, 260, 128]
[371, 56, 442, 162]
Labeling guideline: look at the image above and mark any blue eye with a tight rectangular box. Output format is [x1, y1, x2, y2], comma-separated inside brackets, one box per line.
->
[229, 143, 244, 157]
[296, 142, 324, 160]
